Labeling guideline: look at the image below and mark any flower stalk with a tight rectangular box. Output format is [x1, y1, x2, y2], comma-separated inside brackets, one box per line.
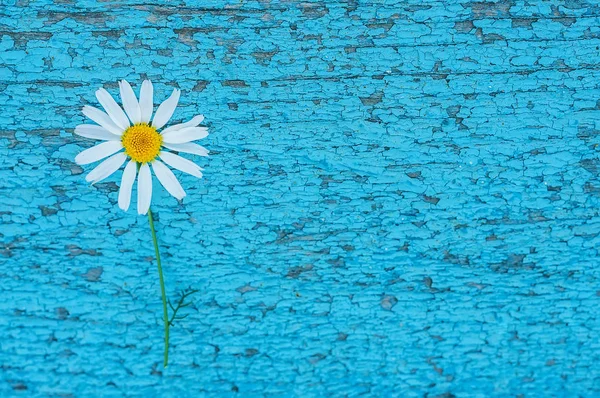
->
[147, 208, 170, 367]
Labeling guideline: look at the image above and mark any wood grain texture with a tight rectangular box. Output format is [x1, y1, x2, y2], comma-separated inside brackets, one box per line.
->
[1, 0, 600, 396]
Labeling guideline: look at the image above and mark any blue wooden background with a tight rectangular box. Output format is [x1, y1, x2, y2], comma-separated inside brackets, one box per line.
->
[1, 0, 600, 396]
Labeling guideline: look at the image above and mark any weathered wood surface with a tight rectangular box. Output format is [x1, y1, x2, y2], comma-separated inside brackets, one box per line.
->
[1, 0, 600, 396]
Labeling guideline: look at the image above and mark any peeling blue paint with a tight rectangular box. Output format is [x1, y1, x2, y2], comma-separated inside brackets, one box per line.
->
[1, 0, 600, 396]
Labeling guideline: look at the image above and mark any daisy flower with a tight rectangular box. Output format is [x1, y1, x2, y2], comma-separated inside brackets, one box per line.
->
[73, 80, 209, 367]
[74, 80, 209, 214]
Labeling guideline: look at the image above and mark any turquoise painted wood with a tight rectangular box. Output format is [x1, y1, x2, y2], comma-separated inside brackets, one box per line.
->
[1, 0, 600, 396]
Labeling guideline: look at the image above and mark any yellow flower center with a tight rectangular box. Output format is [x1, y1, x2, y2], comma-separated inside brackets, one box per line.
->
[121, 123, 162, 163]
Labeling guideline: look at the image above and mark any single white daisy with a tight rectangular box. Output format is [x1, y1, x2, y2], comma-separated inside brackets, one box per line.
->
[74, 80, 209, 215]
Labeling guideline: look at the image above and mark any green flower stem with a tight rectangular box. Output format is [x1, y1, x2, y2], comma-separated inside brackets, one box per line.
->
[147, 208, 169, 367]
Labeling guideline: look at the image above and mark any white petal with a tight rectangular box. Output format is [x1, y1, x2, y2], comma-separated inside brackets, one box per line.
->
[137, 163, 152, 215]
[139, 80, 153, 123]
[74, 124, 120, 141]
[159, 151, 203, 178]
[118, 160, 137, 211]
[152, 88, 180, 130]
[96, 88, 130, 130]
[162, 142, 209, 157]
[85, 152, 127, 184]
[152, 160, 186, 200]
[161, 115, 205, 135]
[82, 106, 123, 136]
[75, 141, 123, 165]
[119, 80, 141, 124]
[162, 127, 208, 144]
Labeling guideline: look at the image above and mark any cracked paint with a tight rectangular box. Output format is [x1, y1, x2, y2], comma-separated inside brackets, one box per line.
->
[1, 0, 600, 396]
